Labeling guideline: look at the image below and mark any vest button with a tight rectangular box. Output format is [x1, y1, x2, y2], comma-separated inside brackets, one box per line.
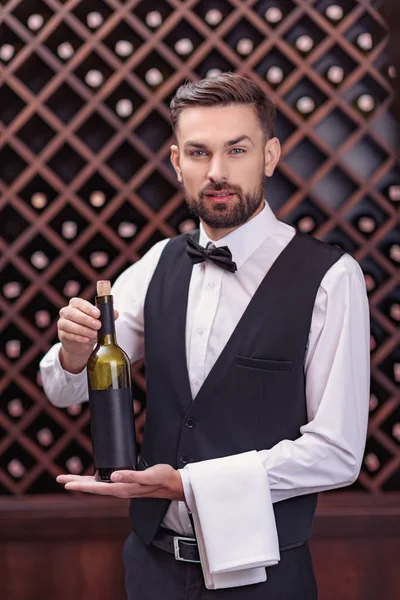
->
[180, 454, 189, 465]
[186, 419, 195, 429]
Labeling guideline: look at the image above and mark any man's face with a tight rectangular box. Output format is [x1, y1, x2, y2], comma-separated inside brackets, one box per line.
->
[170, 104, 280, 229]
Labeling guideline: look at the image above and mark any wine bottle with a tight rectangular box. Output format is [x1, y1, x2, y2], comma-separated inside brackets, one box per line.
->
[87, 280, 136, 482]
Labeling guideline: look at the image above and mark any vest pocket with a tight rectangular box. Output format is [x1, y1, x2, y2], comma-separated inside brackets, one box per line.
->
[235, 356, 293, 371]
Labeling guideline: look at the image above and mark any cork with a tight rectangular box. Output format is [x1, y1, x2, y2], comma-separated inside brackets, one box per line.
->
[96, 280, 111, 297]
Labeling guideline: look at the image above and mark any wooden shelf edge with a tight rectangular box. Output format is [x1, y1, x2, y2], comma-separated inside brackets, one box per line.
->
[0, 492, 400, 541]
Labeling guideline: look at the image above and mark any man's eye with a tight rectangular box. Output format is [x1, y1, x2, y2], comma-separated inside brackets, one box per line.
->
[230, 148, 245, 154]
[191, 150, 207, 157]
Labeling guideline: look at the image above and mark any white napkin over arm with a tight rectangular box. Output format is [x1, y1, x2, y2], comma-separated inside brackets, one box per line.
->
[180, 450, 280, 590]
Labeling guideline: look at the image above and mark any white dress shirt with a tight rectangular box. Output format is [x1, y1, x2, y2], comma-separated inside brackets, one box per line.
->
[40, 201, 370, 537]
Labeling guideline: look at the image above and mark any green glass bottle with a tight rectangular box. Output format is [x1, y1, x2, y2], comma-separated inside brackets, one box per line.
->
[87, 280, 136, 482]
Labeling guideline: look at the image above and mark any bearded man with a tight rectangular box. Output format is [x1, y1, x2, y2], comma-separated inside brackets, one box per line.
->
[40, 73, 370, 600]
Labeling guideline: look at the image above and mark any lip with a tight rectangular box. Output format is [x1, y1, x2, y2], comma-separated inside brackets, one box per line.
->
[206, 192, 236, 202]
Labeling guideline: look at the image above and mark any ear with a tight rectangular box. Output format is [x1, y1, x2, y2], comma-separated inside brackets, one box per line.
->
[264, 137, 281, 178]
[170, 144, 182, 183]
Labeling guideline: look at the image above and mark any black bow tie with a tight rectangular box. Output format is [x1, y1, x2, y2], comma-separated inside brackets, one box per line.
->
[186, 237, 237, 273]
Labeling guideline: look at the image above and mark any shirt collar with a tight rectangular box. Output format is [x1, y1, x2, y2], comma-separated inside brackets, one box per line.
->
[198, 201, 279, 270]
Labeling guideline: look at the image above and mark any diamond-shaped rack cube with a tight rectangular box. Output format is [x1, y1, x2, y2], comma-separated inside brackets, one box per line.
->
[47, 143, 86, 182]
[104, 81, 146, 121]
[132, 0, 174, 29]
[136, 171, 178, 210]
[321, 226, 361, 255]
[284, 15, 326, 56]
[15, 54, 55, 94]
[194, 0, 234, 28]
[315, 0, 357, 25]
[255, 47, 297, 89]
[265, 168, 299, 211]
[16, 114, 56, 154]
[284, 198, 330, 233]
[1, 264, 30, 303]
[314, 108, 358, 150]
[21, 292, 60, 333]
[0, 85, 26, 125]
[0, 146, 28, 185]
[108, 201, 148, 241]
[1, 24, 25, 65]
[77, 172, 117, 211]
[0, 323, 33, 362]
[50, 262, 92, 300]
[76, 112, 115, 152]
[223, 19, 265, 58]
[343, 196, 391, 238]
[284, 77, 329, 119]
[342, 135, 390, 180]
[135, 110, 172, 152]
[253, 1, 297, 27]
[194, 50, 235, 79]
[0, 205, 30, 243]
[285, 138, 328, 180]
[72, 0, 113, 31]
[44, 23, 84, 63]
[164, 20, 205, 61]
[19, 234, 60, 273]
[45, 83, 86, 124]
[313, 44, 358, 88]
[312, 166, 358, 209]
[134, 51, 175, 91]
[0, 382, 36, 420]
[103, 21, 145, 62]
[106, 141, 147, 182]
[18, 174, 58, 212]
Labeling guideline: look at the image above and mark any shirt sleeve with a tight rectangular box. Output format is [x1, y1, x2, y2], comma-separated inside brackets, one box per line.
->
[39, 239, 169, 407]
[259, 253, 371, 502]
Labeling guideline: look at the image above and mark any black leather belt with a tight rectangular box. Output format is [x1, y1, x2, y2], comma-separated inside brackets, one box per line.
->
[152, 529, 201, 563]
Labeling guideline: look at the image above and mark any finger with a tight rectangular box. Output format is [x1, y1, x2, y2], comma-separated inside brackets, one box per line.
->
[114, 309, 119, 320]
[59, 318, 98, 341]
[110, 470, 154, 484]
[63, 480, 155, 497]
[70, 297, 100, 318]
[64, 481, 123, 495]
[57, 474, 95, 483]
[59, 331, 94, 345]
[61, 306, 102, 332]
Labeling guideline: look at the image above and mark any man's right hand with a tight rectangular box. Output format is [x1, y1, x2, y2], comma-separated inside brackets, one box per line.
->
[57, 297, 118, 374]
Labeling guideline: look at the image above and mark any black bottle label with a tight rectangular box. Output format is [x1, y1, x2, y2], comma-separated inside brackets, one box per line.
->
[89, 388, 136, 469]
[97, 299, 115, 336]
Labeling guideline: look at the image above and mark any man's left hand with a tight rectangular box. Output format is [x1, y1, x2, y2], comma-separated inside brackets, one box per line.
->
[56, 464, 184, 500]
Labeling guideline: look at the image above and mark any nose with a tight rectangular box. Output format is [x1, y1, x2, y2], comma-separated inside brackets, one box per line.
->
[207, 155, 228, 183]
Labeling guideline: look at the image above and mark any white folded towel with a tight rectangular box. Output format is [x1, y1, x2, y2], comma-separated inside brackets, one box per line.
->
[182, 450, 280, 590]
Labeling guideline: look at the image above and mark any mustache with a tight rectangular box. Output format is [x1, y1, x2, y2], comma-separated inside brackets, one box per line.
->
[200, 183, 243, 196]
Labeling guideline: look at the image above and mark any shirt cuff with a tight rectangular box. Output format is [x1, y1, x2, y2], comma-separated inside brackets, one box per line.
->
[179, 467, 195, 513]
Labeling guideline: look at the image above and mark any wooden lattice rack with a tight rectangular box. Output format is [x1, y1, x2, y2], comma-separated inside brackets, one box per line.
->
[0, 0, 399, 496]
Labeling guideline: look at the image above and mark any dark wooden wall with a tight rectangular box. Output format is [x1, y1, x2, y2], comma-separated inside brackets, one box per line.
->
[1, 493, 400, 600]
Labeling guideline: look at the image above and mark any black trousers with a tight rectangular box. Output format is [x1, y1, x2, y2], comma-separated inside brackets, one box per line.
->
[123, 532, 318, 600]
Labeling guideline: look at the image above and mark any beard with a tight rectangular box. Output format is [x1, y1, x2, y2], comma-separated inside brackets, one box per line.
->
[183, 178, 265, 229]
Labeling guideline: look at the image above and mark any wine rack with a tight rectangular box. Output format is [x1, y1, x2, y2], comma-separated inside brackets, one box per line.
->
[0, 0, 399, 496]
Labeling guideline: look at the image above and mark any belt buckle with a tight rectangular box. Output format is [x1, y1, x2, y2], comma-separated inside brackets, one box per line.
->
[173, 535, 200, 563]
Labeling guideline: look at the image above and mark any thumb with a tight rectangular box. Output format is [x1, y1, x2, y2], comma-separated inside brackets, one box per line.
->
[110, 470, 137, 483]
[114, 309, 119, 320]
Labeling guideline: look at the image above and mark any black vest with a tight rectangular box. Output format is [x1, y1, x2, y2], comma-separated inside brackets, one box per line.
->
[130, 230, 345, 549]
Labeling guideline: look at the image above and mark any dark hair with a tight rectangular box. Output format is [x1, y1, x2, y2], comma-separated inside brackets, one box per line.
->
[170, 73, 276, 139]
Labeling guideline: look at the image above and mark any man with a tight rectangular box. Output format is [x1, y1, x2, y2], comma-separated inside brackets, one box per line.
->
[40, 73, 370, 599]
